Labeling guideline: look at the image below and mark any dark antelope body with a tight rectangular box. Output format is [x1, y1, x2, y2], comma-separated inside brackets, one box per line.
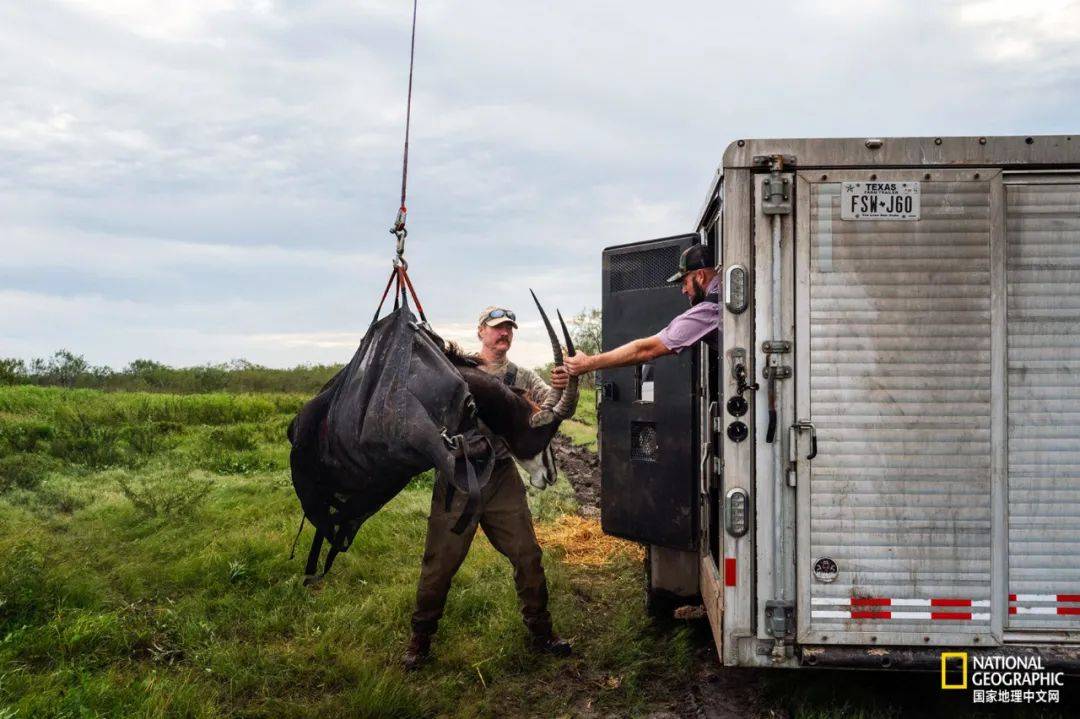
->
[286, 292, 578, 580]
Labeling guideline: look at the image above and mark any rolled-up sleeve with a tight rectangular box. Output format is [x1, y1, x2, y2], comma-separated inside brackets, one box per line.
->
[656, 303, 720, 354]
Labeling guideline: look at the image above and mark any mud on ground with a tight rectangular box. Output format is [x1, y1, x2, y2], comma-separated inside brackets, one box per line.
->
[553, 433, 600, 516]
[552, 433, 776, 718]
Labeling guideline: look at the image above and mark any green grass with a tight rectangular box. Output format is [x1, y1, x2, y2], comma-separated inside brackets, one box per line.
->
[5, 386, 1045, 718]
[558, 388, 598, 451]
[0, 386, 693, 718]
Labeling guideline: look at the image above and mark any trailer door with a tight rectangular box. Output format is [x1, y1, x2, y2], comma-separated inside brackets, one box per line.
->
[1004, 177, 1080, 631]
[794, 170, 999, 647]
[600, 234, 699, 550]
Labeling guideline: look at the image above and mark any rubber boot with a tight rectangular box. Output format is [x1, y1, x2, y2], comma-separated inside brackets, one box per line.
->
[530, 629, 572, 657]
[402, 632, 431, 671]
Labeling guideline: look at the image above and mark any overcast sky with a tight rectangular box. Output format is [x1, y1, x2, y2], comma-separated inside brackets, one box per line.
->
[3, 0, 1080, 370]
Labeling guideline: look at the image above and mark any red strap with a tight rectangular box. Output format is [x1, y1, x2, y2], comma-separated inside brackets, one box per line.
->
[397, 265, 427, 321]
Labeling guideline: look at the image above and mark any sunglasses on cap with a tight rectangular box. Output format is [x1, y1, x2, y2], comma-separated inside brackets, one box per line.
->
[485, 308, 516, 321]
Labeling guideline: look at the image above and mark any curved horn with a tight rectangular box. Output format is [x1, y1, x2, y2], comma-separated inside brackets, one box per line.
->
[552, 309, 580, 419]
[530, 289, 563, 367]
[528, 289, 563, 425]
[557, 309, 575, 357]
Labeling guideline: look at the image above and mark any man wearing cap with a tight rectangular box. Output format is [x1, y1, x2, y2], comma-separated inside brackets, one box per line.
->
[403, 306, 572, 670]
[564, 245, 720, 377]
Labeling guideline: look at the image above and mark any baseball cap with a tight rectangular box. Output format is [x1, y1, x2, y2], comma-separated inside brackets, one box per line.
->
[478, 306, 518, 328]
[666, 244, 714, 283]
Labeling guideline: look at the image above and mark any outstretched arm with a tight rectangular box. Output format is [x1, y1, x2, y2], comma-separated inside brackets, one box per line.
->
[563, 335, 672, 376]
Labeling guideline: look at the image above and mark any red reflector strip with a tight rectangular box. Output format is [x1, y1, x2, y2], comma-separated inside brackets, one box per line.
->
[850, 597, 891, 606]
[850, 610, 891, 619]
[1009, 607, 1017, 614]
[1057, 594, 1080, 603]
[931, 612, 972, 620]
[931, 598, 971, 607]
[1009, 593, 1017, 601]
[724, 558, 736, 587]
[1058, 607, 1080, 615]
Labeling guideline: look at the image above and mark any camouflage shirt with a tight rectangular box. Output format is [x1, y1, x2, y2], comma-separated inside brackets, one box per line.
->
[478, 360, 551, 460]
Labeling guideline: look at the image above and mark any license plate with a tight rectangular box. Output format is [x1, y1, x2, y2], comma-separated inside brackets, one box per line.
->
[841, 181, 920, 220]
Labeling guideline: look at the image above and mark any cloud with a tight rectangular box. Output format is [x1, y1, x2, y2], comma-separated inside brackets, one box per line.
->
[955, 0, 1080, 63]
[3, 0, 1080, 369]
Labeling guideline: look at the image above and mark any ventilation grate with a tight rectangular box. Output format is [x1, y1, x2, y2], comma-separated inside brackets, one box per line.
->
[610, 245, 682, 292]
[631, 421, 659, 462]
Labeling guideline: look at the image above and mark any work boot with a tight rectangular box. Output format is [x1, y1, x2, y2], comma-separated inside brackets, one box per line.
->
[402, 632, 431, 671]
[530, 630, 572, 657]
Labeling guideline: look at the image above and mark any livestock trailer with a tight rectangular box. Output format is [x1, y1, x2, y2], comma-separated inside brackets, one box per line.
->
[598, 135, 1080, 670]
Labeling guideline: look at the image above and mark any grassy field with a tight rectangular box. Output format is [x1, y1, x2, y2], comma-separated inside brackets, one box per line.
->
[4, 386, 1077, 718]
[0, 386, 699, 718]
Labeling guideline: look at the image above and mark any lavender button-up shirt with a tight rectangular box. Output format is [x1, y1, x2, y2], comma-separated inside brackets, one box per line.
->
[655, 275, 721, 353]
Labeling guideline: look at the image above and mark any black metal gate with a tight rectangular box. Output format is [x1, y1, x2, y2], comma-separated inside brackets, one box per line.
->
[599, 234, 699, 550]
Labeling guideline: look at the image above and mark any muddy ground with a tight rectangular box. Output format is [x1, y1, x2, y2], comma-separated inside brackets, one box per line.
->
[553, 434, 600, 516]
[553, 434, 774, 719]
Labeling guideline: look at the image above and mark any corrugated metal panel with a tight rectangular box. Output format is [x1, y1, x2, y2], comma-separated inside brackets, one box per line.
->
[808, 180, 993, 640]
[1006, 183, 1080, 628]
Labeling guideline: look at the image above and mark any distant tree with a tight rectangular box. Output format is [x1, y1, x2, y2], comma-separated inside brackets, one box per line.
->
[568, 308, 602, 357]
[0, 358, 27, 385]
[44, 350, 90, 388]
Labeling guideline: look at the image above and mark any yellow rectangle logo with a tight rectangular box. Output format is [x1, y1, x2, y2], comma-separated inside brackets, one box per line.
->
[941, 652, 968, 689]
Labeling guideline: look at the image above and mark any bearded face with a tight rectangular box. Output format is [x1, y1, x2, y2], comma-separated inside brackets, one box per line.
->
[681, 270, 710, 306]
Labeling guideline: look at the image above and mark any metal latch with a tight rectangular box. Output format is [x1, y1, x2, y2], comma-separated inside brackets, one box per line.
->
[762, 365, 791, 380]
[762, 341, 791, 379]
[758, 154, 794, 215]
[764, 600, 795, 638]
[762, 174, 791, 215]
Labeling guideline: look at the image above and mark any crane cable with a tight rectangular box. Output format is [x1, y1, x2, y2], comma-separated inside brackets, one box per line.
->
[391, 0, 419, 258]
[375, 0, 427, 326]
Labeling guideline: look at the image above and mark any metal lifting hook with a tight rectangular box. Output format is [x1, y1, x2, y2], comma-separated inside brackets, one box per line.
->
[392, 206, 408, 261]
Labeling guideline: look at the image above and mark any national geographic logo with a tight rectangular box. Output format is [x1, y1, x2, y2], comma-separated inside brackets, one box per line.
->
[941, 652, 1065, 705]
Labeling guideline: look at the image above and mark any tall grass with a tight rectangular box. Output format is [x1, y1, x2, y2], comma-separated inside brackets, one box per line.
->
[0, 387, 694, 718]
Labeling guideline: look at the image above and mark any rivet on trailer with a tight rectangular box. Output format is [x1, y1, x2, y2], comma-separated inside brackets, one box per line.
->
[598, 135, 1080, 671]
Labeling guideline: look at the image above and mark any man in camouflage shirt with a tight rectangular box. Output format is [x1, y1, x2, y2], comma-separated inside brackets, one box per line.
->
[403, 306, 572, 670]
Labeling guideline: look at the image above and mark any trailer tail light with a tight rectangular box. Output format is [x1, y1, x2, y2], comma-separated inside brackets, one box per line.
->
[725, 487, 750, 537]
[724, 264, 748, 314]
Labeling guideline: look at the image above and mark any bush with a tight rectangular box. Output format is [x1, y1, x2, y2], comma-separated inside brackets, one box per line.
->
[115, 470, 214, 518]
[207, 425, 258, 452]
[0, 453, 58, 492]
[0, 418, 54, 453]
[33, 480, 90, 514]
[120, 422, 181, 457]
[50, 411, 124, 468]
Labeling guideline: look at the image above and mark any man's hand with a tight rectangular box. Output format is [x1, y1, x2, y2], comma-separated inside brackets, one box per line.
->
[550, 365, 570, 389]
[563, 352, 593, 377]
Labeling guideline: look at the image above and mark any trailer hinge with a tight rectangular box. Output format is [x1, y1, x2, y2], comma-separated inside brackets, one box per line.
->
[762, 340, 790, 354]
[764, 600, 795, 639]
